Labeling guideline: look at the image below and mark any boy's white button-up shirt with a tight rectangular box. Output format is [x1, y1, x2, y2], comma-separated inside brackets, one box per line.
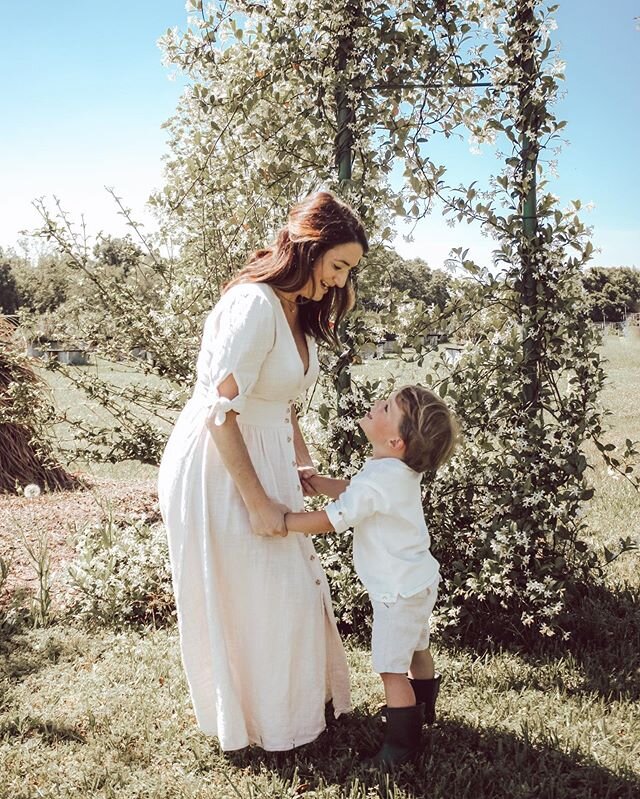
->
[324, 457, 440, 602]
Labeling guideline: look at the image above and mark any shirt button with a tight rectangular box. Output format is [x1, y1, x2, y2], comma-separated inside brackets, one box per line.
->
[315, 579, 321, 586]
[310, 555, 315, 561]
[296, 485, 301, 491]
[287, 436, 292, 443]
[292, 460, 297, 467]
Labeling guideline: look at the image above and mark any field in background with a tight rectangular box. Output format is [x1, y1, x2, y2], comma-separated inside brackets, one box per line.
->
[579, 335, 640, 586]
[39, 357, 174, 481]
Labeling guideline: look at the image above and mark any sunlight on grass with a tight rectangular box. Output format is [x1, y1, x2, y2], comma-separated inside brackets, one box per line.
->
[1, 628, 638, 798]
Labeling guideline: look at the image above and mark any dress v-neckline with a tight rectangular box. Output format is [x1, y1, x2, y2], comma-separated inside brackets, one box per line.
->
[266, 284, 311, 377]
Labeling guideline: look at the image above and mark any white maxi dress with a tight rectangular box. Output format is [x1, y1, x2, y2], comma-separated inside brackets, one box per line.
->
[158, 282, 351, 752]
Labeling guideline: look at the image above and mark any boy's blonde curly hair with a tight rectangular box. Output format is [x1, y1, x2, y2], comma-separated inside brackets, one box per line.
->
[396, 385, 459, 473]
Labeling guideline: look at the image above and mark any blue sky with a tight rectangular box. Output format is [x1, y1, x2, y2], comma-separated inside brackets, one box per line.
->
[1, 1, 638, 269]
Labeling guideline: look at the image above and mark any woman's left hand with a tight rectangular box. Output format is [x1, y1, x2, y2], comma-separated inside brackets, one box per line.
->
[297, 465, 318, 496]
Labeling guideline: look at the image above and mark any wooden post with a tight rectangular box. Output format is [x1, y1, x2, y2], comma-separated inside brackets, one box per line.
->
[514, 0, 542, 413]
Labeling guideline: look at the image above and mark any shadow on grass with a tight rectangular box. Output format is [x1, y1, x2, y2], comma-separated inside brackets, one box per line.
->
[446, 582, 640, 702]
[224, 712, 640, 799]
[0, 620, 86, 684]
[0, 715, 86, 744]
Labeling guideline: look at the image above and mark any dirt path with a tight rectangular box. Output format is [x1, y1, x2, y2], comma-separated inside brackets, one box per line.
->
[0, 478, 159, 606]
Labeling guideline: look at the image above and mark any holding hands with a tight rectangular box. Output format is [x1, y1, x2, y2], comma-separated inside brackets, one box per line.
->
[248, 467, 320, 539]
[248, 498, 290, 538]
[297, 465, 319, 496]
[249, 469, 349, 539]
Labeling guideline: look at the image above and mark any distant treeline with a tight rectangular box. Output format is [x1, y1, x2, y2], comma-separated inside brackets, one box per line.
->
[0, 236, 143, 318]
[581, 266, 640, 322]
[1, 242, 637, 328]
[0, 240, 453, 337]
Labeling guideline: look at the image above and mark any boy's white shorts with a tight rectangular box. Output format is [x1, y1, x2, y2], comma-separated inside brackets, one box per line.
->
[370, 578, 440, 674]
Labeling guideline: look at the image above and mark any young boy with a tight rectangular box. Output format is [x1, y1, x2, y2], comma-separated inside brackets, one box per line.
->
[285, 385, 458, 768]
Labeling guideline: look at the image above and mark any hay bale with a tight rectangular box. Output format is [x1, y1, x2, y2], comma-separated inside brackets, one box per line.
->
[0, 321, 81, 494]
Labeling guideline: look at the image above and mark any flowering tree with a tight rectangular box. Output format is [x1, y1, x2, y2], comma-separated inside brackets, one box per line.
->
[155, 0, 637, 640]
[406, 0, 639, 640]
[157, 0, 489, 245]
[35, 0, 490, 457]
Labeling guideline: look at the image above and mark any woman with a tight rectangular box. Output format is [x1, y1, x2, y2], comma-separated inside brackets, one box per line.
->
[158, 191, 368, 752]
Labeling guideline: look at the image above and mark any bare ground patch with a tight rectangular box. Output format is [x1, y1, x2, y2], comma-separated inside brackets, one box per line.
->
[0, 478, 159, 607]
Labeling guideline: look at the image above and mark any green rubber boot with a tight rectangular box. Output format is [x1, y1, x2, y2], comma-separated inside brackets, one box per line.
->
[367, 703, 425, 770]
[409, 673, 441, 725]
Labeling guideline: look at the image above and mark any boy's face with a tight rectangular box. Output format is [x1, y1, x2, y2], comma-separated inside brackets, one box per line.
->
[359, 390, 405, 452]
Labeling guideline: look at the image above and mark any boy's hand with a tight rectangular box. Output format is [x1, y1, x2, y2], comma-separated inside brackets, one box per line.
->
[297, 465, 319, 497]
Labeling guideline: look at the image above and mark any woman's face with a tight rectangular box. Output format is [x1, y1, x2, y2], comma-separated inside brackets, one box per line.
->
[299, 241, 364, 301]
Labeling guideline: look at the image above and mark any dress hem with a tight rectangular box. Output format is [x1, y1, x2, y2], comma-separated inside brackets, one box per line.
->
[208, 724, 329, 753]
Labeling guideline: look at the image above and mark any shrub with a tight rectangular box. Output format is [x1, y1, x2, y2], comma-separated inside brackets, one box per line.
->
[66, 515, 175, 628]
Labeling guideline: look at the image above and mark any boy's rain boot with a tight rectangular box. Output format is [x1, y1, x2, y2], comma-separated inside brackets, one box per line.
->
[367, 703, 425, 770]
[409, 673, 441, 725]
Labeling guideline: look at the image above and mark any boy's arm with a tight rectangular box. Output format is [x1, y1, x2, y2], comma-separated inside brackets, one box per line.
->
[285, 510, 335, 535]
[307, 475, 350, 500]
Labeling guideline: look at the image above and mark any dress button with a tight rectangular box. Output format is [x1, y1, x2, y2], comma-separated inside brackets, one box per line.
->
[310, 555, 315, 561]
[287, 436, 292, 443]
[315, 579, 321, 586]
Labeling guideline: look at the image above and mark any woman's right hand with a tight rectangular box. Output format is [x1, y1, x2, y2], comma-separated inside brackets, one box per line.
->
[248, 498, 290, 538]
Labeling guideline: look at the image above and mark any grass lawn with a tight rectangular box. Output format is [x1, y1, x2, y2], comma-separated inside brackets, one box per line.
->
[1, 625, 638, 798]
[1, 335, 639, 798]
[583, 334, 640, 587]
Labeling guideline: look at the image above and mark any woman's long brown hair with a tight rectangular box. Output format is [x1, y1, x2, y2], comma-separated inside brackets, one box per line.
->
[224, 191, 368, 346]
